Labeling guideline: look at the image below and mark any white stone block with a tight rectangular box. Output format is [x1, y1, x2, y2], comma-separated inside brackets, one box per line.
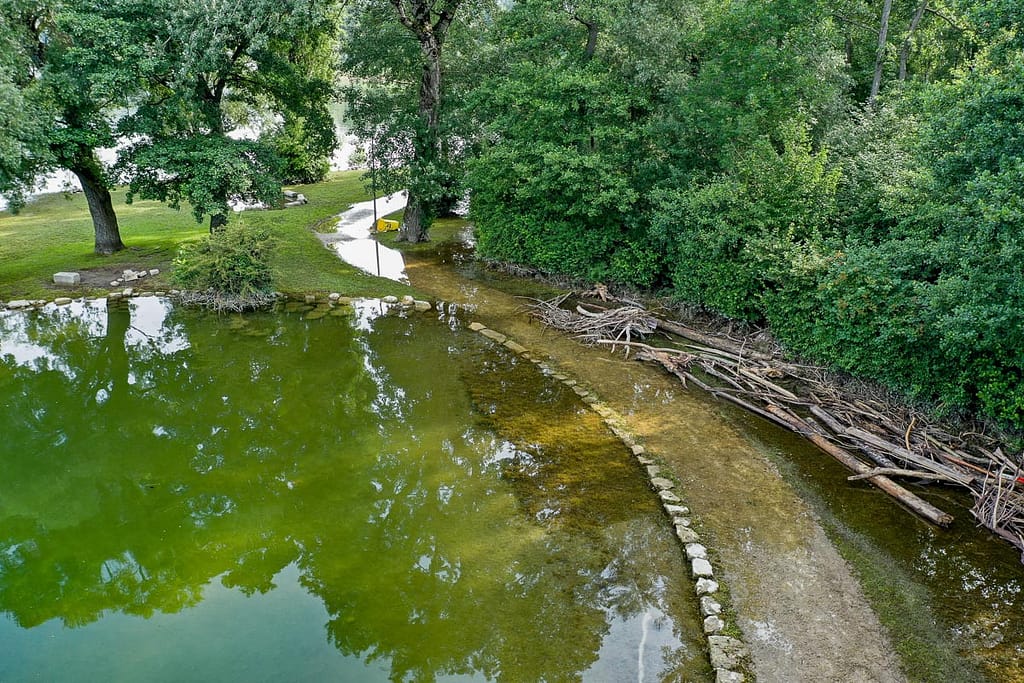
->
[700, 596, 722, 617]
[692, 557, 714, 577]
[703, 615, 725, 634]
[53, 272, 80, 286]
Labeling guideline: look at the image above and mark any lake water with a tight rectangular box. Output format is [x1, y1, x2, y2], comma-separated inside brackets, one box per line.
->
[0, 297, 708, 682]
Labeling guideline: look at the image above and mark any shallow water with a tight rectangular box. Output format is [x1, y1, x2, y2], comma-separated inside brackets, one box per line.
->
[325, 191, 410, 282]
[0, 297, 707, 682]
[404, 234, 1024, 682]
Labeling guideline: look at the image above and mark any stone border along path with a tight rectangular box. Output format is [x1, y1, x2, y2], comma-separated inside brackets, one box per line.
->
[1, 292, 751, 680]
[0, 291, 435, 313]
[466, 320, 752, 683]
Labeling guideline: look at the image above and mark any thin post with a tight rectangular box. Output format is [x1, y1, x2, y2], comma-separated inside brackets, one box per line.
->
[370, 136, 380, 277]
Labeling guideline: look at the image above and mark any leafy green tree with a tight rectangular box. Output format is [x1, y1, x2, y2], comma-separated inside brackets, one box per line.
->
[0, 0, 142, 254]
[342, 0, 482, 242]
[118, 0, 341, 231]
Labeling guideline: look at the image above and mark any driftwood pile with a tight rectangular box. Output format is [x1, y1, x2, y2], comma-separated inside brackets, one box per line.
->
[527, 293, 1024, 561]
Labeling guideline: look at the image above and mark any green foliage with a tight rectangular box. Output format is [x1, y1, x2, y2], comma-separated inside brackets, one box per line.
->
[0, 0, 140, 212]
[124, 136, 283, 223]
[460, 0, 1024, 430]
[268, 115, 332, 185]
[172, 223, 275, 296]
[651, 123, 840, 319]
[340, 0, 488, 233]
[118, 0, 341, 227]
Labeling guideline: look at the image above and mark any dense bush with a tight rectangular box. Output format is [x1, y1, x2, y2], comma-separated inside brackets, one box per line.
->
[172, 224, 275, 298]
[652, 125, 839, 319]
[463, 0, 1024, 430]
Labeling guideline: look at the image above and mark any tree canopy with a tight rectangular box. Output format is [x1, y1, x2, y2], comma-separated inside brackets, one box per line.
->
[117, 0, 342, 230]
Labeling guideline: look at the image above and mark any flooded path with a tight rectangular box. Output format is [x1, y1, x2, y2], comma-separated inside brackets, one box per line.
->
[402, 231, 1024, 682]
[319, 191, 410, 282]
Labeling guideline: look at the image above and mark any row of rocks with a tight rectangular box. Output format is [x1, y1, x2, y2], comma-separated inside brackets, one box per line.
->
[110, 268, 160, 287]
[0, 289, 436, 313]
[283, 190, 308, 208]
[0, 287, 182, 311]
[465, 319, 752, 683]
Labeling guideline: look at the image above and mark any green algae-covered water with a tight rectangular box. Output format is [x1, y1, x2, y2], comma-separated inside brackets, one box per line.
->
[0, 297, 707, 682]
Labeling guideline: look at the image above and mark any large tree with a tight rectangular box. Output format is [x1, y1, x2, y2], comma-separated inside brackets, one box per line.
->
[342, 0, 472, 243]
[117, 0, 340, 231]
[388, 0, 462, 242]
[0, 0, 141, 254]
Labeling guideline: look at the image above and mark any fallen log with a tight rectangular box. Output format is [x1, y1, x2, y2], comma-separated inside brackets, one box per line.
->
[654, 318, 775, 363]
[848, 468, 967, 484]
[764, 404, 954, 527]
[845, 426, 975, 486]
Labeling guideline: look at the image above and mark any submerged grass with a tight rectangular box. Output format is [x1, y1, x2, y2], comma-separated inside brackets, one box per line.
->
[0, 171, 412, 300]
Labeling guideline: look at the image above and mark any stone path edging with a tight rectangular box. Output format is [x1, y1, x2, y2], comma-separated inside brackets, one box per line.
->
[466, 320, 753, 683]
[0, 291, 435, 314]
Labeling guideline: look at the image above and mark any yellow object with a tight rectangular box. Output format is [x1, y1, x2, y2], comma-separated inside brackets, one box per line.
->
[375, 218, 400, 232]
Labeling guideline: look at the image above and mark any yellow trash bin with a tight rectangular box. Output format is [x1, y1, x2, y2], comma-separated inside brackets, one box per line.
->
[375, 218, 400, 232]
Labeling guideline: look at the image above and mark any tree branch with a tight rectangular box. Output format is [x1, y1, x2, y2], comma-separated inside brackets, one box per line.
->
[572, 14, 599, 61]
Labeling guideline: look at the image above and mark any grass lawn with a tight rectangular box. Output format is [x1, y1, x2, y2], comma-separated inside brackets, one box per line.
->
[0, 171, 414, 300]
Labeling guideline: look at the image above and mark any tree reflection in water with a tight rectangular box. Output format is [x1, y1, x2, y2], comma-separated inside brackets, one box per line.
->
[0, 299, 707, 681]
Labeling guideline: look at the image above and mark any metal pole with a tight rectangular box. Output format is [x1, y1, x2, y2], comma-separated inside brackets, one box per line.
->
[370, 136, 380, 277]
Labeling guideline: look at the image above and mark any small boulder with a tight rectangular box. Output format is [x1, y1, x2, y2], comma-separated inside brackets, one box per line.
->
[696, 578, 719, 595]
[703, 615, 725, 634]
[503, 340, 528, 354]
[676, 526, 700, 544]
[700, 596, 722, 617]
[480, 328, 508, 344]
[691, 557, 714, 578]
[148, 268, 160, 276]
[413, 300, 431, 312]
[686, 543, 707, 560]
[53, 271, 81, 286]
[7, 300, 30, 309]
[708, 636, 748, 671]
[650, 477, 675, 491]
[54, 297, 73, 305]
[658, 489, 681, 504]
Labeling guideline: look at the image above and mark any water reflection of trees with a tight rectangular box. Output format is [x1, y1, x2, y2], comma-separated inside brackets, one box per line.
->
[0, 303, 701, 680]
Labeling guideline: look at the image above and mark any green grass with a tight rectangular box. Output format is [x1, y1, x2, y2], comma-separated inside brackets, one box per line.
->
[376, 213, 472, 254]
[0, 171, 414, 300]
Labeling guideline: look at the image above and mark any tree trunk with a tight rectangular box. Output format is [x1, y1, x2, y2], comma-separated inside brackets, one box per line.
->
[72, 160, 125, 255]
[899, 0, 929, 81]
[209, 212, 228, 233]
[869, 0, 894, 105]
[398, 34, 442, 243]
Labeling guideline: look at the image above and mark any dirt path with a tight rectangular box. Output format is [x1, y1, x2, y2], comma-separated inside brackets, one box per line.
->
[405, 251, 906, 682]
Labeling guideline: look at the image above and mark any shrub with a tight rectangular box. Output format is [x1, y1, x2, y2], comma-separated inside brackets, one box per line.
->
[172, 224, 275, 299]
